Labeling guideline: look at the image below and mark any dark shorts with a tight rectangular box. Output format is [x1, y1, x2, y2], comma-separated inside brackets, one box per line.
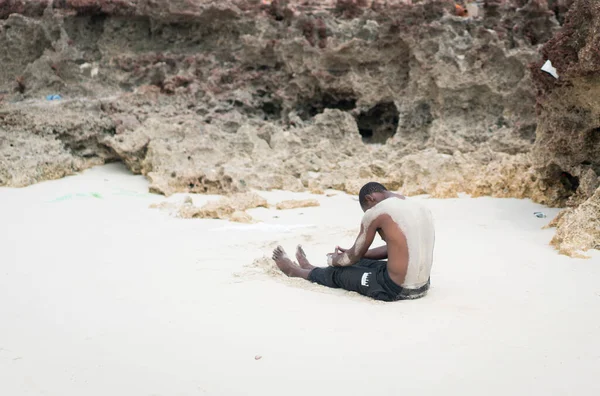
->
[308, 258, 430, 302]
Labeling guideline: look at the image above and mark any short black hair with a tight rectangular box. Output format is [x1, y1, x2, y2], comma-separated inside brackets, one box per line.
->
[359, 182, 387, 208]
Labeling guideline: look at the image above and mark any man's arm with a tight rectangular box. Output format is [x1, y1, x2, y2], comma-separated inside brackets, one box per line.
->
[335, 245, 388, 260]
[329, 216, 381, 267]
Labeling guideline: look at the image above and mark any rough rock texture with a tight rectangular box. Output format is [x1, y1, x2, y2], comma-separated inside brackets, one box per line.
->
[275, 199, 320, 209]
[529, 0, 600, 254]
[0, 102, 116, 186]
[530, 0, 600, 206]
[1, 0, 595, 253]
[176, 192, 267, 221]
[0, 0, 562, 193]
[548, 188, 600, 258]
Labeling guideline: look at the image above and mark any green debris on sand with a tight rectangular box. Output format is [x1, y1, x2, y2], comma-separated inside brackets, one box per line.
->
[46, 188, 154, 203]
[47, 192, 103, 203]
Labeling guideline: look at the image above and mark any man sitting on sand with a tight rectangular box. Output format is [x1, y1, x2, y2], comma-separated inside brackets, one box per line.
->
[272, 182, 435, 302]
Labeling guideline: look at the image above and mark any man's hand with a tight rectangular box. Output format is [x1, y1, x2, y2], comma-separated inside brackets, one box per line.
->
[326, 251, 343, 267]
[327, 246, 348, 266]
[335, 246, 348, 254]
[326, 216, 381, 267]
[327, 245, 355, 266]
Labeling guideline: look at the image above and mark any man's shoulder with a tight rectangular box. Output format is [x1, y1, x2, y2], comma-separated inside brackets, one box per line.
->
[378, 196, 407, 211]
[362, 198, 401, 224]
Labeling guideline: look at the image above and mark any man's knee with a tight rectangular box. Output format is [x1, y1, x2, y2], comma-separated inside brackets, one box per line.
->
[308, 267, 339, 289]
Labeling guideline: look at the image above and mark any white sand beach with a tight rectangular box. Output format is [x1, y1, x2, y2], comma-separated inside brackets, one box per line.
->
[1, 163, 599, 396]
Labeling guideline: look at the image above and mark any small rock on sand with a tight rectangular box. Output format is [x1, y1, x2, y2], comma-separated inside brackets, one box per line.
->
[229, 210, 254, 223]
[275, 199, 320, 210]
[151, 192, 266, 223]
[178, 192, 267, 222]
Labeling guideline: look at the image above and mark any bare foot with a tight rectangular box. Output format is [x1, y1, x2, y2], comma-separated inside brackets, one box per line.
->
[295, 245, 315, 270]
[272, 246, 311, 279]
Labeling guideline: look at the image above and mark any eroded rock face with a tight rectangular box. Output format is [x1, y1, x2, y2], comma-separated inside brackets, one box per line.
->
[528, 0, 600, 254]
[0, 102, 116, 186]
[530, 0, 600, 207]
[548, 187, 600, 258]
[0, 0, 562, 195]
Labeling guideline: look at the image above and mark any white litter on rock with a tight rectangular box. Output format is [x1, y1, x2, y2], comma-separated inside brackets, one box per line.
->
[541, 60, 559, 79]
[466, 3, 480, 18]
[80, 63, 99, 78]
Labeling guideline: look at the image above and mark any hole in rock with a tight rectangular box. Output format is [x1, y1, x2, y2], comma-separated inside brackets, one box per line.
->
[356, 101, 399, 144]
[296, 92, 357, 120]
[560, 172, 580, 192]
[518, 124, 536, 142]
[586, 127, 600, 145]
[262, 101, 282, 120]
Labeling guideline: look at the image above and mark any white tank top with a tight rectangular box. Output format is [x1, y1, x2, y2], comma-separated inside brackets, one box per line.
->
[362, 197, 435, 289]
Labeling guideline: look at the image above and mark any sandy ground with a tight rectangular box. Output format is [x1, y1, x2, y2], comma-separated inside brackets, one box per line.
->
[1, 163, 599, 396]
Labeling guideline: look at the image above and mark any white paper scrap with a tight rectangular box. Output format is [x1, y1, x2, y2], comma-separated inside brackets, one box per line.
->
[541, 60, 559, 79]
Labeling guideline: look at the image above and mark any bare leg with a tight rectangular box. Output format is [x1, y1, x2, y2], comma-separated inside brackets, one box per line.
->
[295, 245, 315, 270]
[272, 246, 311, 279]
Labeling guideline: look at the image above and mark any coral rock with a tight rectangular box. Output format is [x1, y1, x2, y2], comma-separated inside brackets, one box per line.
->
[549, 187, 600, 258]
[275, 199, 320, 210]
[177, 192, 267, 222]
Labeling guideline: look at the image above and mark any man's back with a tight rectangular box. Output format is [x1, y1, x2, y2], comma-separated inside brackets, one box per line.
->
[362, 197, 435, 288]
